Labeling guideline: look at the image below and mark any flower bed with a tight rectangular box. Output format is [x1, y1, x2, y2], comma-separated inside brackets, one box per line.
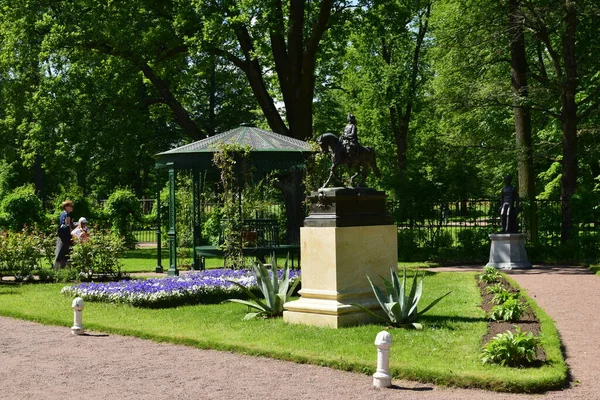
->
[61, 269, 301, 308]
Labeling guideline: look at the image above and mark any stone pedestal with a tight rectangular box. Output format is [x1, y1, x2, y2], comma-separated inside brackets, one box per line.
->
[486, 233, 532, 270]
[283, 188, 397, 328]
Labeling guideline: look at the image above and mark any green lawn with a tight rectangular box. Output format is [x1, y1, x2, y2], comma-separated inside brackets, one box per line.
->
[589, 265, 600, 275]
[120, 248, 439, 273]
[0, 271, 566, 393]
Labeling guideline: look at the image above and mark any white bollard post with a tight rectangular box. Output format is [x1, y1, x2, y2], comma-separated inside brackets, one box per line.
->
[373, 330, 392, 388]
[71, 297, 85, 335]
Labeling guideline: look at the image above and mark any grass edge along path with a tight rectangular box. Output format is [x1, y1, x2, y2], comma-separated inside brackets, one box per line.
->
[502, 274, 569, 386]
[0, 271, 566, 393]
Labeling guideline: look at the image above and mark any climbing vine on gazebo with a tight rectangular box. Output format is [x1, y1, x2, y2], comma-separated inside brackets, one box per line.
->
[212, 143, 252, 268]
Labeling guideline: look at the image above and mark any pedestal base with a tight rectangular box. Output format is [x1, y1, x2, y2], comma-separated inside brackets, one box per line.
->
[283, 225, 397, 328]
[486, 233, 531, 270]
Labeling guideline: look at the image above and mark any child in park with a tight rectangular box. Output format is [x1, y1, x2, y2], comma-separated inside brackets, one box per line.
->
[71, 217, 90, 242]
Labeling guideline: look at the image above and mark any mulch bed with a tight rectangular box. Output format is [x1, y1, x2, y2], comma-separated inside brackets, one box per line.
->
[478, 277, 546, 363]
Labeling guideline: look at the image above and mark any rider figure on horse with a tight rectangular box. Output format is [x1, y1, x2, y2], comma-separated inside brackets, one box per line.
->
[341, 113, 359, 163]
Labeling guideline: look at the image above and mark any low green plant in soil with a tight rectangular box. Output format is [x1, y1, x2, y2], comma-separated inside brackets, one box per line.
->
[491, 289, 520, 305]
[0, 271, 566, 393]
[489, 297, 527, 322]
[479, 266, 501, 284]
[481, 327, 541, 367]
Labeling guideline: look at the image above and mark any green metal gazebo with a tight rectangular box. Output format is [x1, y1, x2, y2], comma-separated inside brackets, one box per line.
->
[154, 123, 314, 276]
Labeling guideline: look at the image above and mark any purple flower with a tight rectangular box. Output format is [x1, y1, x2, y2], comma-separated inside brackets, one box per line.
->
[61, 268, 300, 308]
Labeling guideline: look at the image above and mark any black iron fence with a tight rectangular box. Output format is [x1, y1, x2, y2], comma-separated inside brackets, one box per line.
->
[389, 198, 600, 263]
[112, 197, 600, 263]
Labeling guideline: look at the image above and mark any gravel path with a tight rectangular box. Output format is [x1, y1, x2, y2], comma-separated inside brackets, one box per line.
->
[0, 265, 597, 400]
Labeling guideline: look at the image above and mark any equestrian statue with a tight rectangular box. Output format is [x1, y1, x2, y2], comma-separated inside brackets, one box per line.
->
[316, 114, 380, 188]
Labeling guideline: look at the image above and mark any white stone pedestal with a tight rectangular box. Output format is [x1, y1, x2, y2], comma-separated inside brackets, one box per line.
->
[283, 225, 397, 328]
[486, 233, 532, 270]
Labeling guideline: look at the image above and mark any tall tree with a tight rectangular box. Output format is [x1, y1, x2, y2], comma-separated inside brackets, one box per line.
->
[200, 0, 351, 139]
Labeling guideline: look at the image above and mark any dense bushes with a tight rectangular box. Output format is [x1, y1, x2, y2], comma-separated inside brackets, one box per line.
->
[0, 230, 46, 281]
[104, 188, 141, 248]
[0, 185, 44, 231]
[69, 231, 127, 280]
[0, 229, 127, 283]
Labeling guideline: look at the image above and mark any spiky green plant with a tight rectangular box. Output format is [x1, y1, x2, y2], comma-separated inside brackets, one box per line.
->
[354, 267, 451, 329]
[224, 254, 300, 319]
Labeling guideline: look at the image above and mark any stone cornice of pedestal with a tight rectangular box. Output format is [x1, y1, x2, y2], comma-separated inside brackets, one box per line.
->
[489, 233, 527, 240]
[304, 187, 394, 227]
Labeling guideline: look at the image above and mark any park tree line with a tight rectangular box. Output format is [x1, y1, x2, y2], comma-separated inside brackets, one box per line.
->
[0, 0, 598, 242]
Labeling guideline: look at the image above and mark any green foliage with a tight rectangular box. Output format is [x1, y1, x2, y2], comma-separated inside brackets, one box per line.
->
[51, 187, 102, 227]
[213, 143, 252, 268]
[104, 188, 140, 248]
[224, 254, 300, 319]
[490, 298, 526, 322]
[355, 267, 451, 329]
[0, 230, 45, 281]
[486, 283, 507, 295]
[457, 228, 491, 254]
[0, 184, 44, 231]
[491, 289, 520, 305]
[479, 266, 501, 284]
[481, 327, 541, 367]
[69, 231, 127, 280]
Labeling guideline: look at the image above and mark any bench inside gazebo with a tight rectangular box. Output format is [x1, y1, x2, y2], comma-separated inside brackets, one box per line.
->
[154, 123, 314, 275]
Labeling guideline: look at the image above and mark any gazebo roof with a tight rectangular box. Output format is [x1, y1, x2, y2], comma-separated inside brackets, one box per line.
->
[155, 123, 314, 171]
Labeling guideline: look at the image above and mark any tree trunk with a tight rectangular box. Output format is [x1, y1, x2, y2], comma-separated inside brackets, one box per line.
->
[232, 24, 290, 136]
[560, 0, 578, 243]
[208, 57, 216, 137]
[137, 63, 205, 141]
[508, 0, 536, 240]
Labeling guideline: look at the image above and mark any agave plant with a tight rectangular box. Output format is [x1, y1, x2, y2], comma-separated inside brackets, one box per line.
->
[354, 267, 451, 329]
[224, 254, 300, 320]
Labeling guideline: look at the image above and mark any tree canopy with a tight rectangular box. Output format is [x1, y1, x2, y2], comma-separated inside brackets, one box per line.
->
[0, 0, 598, 241]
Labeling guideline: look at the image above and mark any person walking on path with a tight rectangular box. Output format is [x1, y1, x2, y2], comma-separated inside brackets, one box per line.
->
[54, 200, 74, 269]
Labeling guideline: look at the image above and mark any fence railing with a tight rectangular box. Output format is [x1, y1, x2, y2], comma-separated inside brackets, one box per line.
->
[107, 197, 600, 262]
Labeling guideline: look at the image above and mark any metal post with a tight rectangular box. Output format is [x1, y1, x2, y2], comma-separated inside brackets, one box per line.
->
[155, 170, 163, 273]
[167, 167, 179, 276]
[192, 171, 201, 271]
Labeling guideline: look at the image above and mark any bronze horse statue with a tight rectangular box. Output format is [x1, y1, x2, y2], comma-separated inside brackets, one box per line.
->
[316, 133, 380, 188]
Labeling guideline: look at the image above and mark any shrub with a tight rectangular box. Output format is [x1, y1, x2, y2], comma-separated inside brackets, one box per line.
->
[0, 184, 44, 231]
[69, 231, 127, 280]
[224, 254, 300, 319]
[491, 288, 520, 305]
[480, 327, 540, 367]
[486, 283, 507, 294]
[479, 266, 501, 284]
[355, 267, 451, 329]
[489, 297, 526, 322]
[0, 230, 44, 281]
[104, 188, 140, 248]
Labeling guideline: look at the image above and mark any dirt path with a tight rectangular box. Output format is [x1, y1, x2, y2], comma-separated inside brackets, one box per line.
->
[0, 265, 597, 400]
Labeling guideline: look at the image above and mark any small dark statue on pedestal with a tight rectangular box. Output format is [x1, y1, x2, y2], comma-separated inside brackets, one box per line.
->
[317, 114, 380, 188]
[499, 175, 519, 233]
